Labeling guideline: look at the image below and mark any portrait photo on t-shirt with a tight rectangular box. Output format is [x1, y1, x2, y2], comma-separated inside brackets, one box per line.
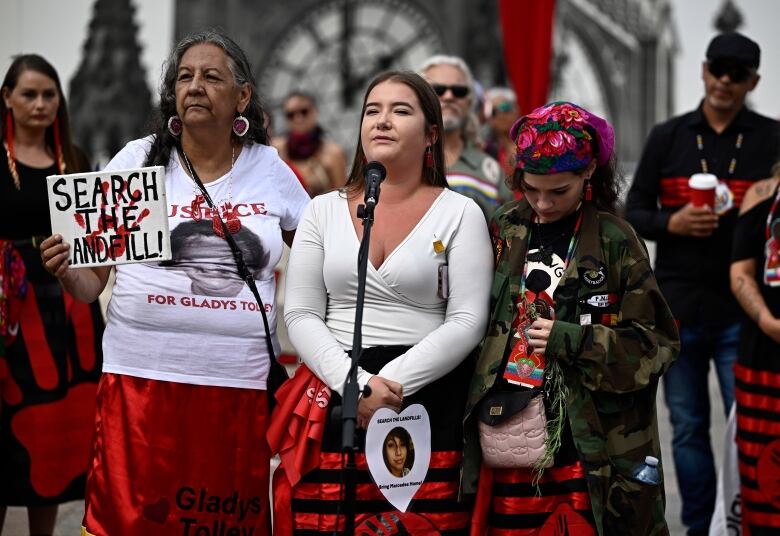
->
[159, 219, 270, 297]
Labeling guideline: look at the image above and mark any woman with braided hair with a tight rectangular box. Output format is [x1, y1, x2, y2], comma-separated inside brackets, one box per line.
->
[1, 54, 102, 536]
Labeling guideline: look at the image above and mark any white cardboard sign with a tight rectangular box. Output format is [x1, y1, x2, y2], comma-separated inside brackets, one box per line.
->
[365, 404, 431, 512]
[46, 166, 171, 267]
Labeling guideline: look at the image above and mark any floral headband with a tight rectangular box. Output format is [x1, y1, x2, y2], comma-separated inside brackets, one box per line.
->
[509, 101, 615, 175]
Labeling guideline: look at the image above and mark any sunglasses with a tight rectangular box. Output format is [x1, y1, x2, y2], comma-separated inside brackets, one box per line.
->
[707, 59, 753, 83]
[491, 101, 516, 116]
[431, 84, 470, 98]
[285, 107, 310, 120]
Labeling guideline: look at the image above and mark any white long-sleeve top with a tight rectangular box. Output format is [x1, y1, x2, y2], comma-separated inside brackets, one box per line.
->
[284, 188, 493, 396]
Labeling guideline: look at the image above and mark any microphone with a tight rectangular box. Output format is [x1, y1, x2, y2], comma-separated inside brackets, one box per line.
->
[363, 161, 386, 208]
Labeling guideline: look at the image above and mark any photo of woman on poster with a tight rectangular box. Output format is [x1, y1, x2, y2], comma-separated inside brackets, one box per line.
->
[383, 427, 415, 478]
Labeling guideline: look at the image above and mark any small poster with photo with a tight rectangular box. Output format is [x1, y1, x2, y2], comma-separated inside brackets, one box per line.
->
[365, 404, 431, 512]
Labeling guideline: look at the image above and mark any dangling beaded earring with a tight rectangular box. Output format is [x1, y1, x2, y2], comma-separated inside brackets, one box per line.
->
[4, 111, 19, 189]
[167, 115, 183, 137]
[53, 116, 66, 175]
[232, 114, 249, 137]
[425, 146, 433, 168]
[584, 178, 593, 201]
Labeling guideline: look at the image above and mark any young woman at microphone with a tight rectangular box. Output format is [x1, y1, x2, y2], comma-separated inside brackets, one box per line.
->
[268, 71, 493, 533]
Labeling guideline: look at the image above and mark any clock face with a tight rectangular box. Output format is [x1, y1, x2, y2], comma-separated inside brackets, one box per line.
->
[259, 0, 446, 153]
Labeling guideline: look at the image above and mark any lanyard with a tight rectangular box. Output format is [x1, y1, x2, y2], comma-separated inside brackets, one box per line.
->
[179, 146, 276, 363]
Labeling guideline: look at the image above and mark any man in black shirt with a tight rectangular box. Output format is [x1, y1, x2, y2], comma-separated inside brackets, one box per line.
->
[626, 32, 780, 535]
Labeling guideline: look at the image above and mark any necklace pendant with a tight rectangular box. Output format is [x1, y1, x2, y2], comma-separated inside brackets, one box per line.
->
[212, 215, 226, 239]
[191, 195, 205, 222]
[212, 211, 241, 239]
[226, 213, 242, 234]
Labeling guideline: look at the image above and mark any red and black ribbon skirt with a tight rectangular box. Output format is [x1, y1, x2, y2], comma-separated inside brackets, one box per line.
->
[286, 345, 474, 535]
[0, 243, 103, 505]
[735, 362, 780, 535]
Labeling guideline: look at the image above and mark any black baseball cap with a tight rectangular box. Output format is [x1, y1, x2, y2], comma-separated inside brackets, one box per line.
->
[706, 32, 761, 69]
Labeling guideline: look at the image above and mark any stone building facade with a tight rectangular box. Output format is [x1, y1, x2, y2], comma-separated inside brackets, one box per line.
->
[68, 0, 677, 166]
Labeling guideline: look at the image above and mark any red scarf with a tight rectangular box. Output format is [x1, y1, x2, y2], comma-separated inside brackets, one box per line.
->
[267, 365, 331, 535]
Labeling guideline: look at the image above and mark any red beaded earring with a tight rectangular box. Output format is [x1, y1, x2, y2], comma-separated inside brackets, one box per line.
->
[425, 146, 433, 168]
[584, 178, 593, 201]
[167, 115, 183, 137]
[232, 114, 249, 137]
[53, 116, 65, 175]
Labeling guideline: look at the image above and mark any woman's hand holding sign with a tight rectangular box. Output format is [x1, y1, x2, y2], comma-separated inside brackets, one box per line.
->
[357, 376, 403, 429]
[40, 234, 71, 278]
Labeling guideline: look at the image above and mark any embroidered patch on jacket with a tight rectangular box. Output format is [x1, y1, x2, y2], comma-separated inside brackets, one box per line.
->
[580, 265, 607, 288]
[583, 293, 618, 308]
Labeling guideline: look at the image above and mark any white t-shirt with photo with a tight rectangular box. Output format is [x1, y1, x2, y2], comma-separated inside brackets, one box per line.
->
[100, 137, 309, 389]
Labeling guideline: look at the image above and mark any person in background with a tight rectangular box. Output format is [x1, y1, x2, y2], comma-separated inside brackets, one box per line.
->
[464, 101, 678, 535]
[419, 55, 513, 220]
[273, 70, 492, 533]
[272, 91, 347, 196]
[39, 30, 309, 535]
[730, 163, 780, 535]
[482, 86, 520, 180]
[626, 31, 780, 535]
[0, 54, 102, 536]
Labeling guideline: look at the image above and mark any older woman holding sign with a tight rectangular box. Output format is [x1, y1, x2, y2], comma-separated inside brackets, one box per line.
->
[39, 30, 309, 535]
[272, 71, 492, 533]
[0, 54, 102, 535]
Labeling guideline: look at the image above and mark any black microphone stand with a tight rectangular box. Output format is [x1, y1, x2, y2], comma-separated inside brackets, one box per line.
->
[340, 188, 379, 535]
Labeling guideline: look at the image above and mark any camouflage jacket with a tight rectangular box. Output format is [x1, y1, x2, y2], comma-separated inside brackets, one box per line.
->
[462, 199, 679, 536]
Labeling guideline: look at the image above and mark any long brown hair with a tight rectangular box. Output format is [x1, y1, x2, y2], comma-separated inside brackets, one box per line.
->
[343, 71, 447, 195]
[1, 54, 88, 173]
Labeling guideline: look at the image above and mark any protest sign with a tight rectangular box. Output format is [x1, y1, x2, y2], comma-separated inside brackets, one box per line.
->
[365, 404, 431, 512]
[47, 166, 171, 267]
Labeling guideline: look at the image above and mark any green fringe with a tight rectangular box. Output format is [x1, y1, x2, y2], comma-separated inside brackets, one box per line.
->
[532, 359, 568, 491]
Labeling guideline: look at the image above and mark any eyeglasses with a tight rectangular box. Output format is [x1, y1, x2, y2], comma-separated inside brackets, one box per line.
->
[285, 107, 310, 120]
[707, 59, 753, 83]
[491, 101, 516, 116]
[431, 84, 470, 99]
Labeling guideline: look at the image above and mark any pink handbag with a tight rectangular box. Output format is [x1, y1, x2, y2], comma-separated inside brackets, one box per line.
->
[477, 390, 552, 469]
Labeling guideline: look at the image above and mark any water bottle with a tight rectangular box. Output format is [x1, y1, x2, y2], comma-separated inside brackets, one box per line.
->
[632, 456, 661, 485]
